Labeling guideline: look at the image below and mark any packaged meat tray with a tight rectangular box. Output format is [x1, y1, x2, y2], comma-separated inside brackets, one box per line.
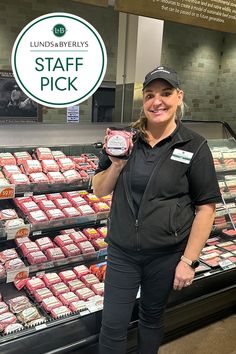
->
[9, 173, 30, 185]
[62, 207, 81, 218]
[4, 322, 24, 335]
[18, 306, 41, 324]
[28, 210, 49, 224]
[97, 226, 107, 238]
[76, 162, 91, 171]
[0, 153, 16, 166]
[82, 227, 100, 240]
[13, 196, 32, 207]
[54, 234, 73, 247]
[5, 218, 25, 228]
[51, 305, 71, 318]
[67, 279, 86, 292]
[100, 194, 112, 203]
[22, 159, 42, 174]
[0, 209, 18, 220]
[75, 287, 95, 301]
[47, 171, 66, 184]
[29, 172, 49, 184]
[91, 282, 104, 296]
[77, 241, 95, 254]
[27, 251, 48, 264]
[26, 277, 45, 293]
[21, 242, 40, 256]
[69, 300, 88, 313]
[8, 296, 31, 313]
[0, 248, 18, 263]
[41, 296, 62, 312]
[20, 201, 40, 214]
[60, 228, 76, 235]
[69, 231, 88, 244]
[70, 196, 88, 208]
[77, 205, 95, 216]
[41, 159, 59, 173]
[5, 258, 25, 271]
[42, 272, 61, 287]
[46, 208, 65, 220]
[45, 247, 65, 261]
[37, 199, 56, 211]
[35, 237, 54, 251]
[0, 312, 17, 331]
[34, 287, 53, 303]
[61, 243, 81, 257]
[32, 194, 48, 203]
[15, 236, 31, 247]
[0, 302, 9, 315]
[50, 282, 69, 297]
[3, 165, 21, 177]
[92, 238, 108, 250]
[35, 147, 53, 160]
[13, 151, 32, 164]
[79, 170, 90, 180]
[58, 270, 77, 284]
[92, 202, 110, 213]
[51, 150, 66, 160]
[73, 265, 90, 278]
[80, 274, 100, 288]
[54, 198, 72, 209]
[47, 193, 63, 201]
[57, 158, 75, 172]
[63, 170, 81, 183]
[62, 191, 81, 200]
[58, 292, 79, 306]
[83, 193, 100, 205]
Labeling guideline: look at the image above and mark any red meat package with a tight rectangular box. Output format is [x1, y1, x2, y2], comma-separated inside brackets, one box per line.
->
[35, 147, 53, 160]
[28, 210, 48, 224]
[9, 173, 30, 185]
[13, 196, 32, 207]
[46, 208, 65, 220]
[5, 218, 25, 229]
[0, 302, 9, 315]
[29, 172, 49, 184]
[76, 162, 91, 171]
[41, 159, 59, 173]
[77, 204, 95, 216]
[100, 194, 112, 203]
[80, 274, 100, 288]
[0, 153, 16, 166]
[91, 282, 104, 296]
[27, 251, 48, 265]
[34, 287, 53, 302]
[69, 300, 87, 313]
[75, 287, 95, 301]
[61, 243, 81, 257]
[0, 312, 17, 331]
[57, 158, 75, 172]
[13, 151, 32, 164]
[82, 227, 100, 240]
[0, 209, 18, 220]
[35, 237, 54, 251]
[59, 270, 77, 284]
[47, 171, 66, 184]
[5, 258, 25, 271]
[45, 247, 65, 261]
[51, 150, 66, 160]
[41, 296, 62, 312]
[58, 292, 79, 306]
[37, 199, 56, 211]
[60, 228, 76, 235]
[42, 272, 61, 287]
[77, 241, 95, 254]
[54, 198, 72, 209]
[63, 170, 81, 183]
[73, 265, 90, 278]
[70, 196, 88, 208]
[22, 159, 42, 174]
[50, 282, 69, 297]
[2, 165, 21, 178]
[0, 265, 6, 278]
[62, 207, 81, 218]
[97, 226, 107, 238]
[15, 236, 31, 247]
[69, 231, 88, 244]
[21, 242, 40, 256]
[20, 201, 40, 215]
[79, 170, 90, 180]
[92, 202, 110, 213]
[26, 277, 45, 293]
[32, 194, 48, 203]
[51, 305, 71, 318]
[54, 234, 73, 247]
[92, 238, 108, 250]
[0, 248, 18, 263]
[47, 193, 62, 201]
[83, 193, 100, 205]
[62, 191, 81, 200]
[67, 279, 86, 292]
[8, 295, 31, 313]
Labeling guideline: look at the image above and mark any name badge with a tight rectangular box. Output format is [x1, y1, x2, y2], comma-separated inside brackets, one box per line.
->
[171, 148, 193, 164]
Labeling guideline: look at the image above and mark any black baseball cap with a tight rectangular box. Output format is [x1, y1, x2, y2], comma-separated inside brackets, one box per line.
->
[142, 65, 181, 90]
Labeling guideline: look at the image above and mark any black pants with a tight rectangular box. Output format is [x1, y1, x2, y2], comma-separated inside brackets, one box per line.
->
[99, 244, 182, 354]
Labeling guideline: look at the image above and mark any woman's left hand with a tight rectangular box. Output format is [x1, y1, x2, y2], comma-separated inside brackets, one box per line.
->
[173, 261, 195, 290]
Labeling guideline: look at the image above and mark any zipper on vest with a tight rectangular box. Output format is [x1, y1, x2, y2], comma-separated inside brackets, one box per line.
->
[135, 219, 140, 250]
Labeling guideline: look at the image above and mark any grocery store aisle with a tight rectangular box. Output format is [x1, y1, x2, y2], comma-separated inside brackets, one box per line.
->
[159, 314, 236, 354]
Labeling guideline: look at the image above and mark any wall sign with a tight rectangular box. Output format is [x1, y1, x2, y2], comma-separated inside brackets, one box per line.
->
[115, 0, 236, 34]
[12, 12, 107, 108]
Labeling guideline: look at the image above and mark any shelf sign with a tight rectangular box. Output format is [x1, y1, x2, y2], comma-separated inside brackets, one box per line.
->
[0, 185, 15, 199]
[6, 224, 30, 240]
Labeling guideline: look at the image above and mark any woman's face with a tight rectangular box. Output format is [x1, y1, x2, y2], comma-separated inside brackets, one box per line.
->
[143, 79, 183, 127]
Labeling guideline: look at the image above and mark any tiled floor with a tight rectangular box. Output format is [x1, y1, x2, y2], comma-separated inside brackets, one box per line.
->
[159, 314, 236, 354]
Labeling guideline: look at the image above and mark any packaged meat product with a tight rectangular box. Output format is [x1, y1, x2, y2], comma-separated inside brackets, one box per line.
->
[15, 236, 31, 247]
[87, 295, 103, 308]
[91, 282, 104, 296]
[0, 302, 9, 315]
[35, 237, 54, 251]
[34, 287, 53, 302]
[92, 238, 108, 250]
[0, 209, 18, 220]
[69, 231, 88, 244]
[14, 278, 29, 291]
[9, 173, 30, 185]
[35, 147, 53, 160]
[75, 287, 95, 301]
[51, 150, 66, 160]
[222, 229, 236, 237]
[50, 282, 69, 296]
[57, 158, 75, 172]
[0, 153, 16, 166]
[79, 170, 90, 180]
[60, 228, 76, 235]
[41, 296, 62, 312]
[3, 165, 21, 177]
[8, 296, 31, 313]
[18, 306, 41, 324]
[100, 194, 112, 203]
[13, 151, 32, 164]
[62, 207, 81, 218]
[0, 265, 6, 278]
[69, 300, 88, 313]
[5, 258, 25, 271]
[29, 172, 49, 184]
[0, 248, 18, 263]
[59, 270, 77, 284]
[63, 170, 81, 183]
[80, 274, 100, 288]
[51, 305, 71, 318]
[42, 273, 61, 287]
[20, 201, 40, 215]
[73, 265, 90, 278]
[58, 292, 79, 306]
[67, 279, 86, 292]
[26, 277, 45, 293]
[70, 196, 88, 208]
[32, 194, 48, 203]
[46, 208, 65, 220]
[3, 322, 24, 334]
[54, 198, 72, 209]
[220, 252, 233, 259]
[77, 241, 95, 254]
[22, 159, 42, 174]
[47, 171, 66, 184]
[25, 316, 47, 327]
[28, 210, 48, 224]
[76, 162, 91, 171]
[83, 193, 100, 205]
[202, 257, 220, 267]
[71, 156, 86, 163]
[45, 247, 65, 261]
[61, 243, 81, 257]
[47, 193, 62, 201]
[77, 205, 95, 216]
[92, 202, 110, 213]
[41, 159, 59, 173]
[5, 218, 25, 229]
[27, 251, 48, 265]
[21, 242, 40, 256]
[0, 312, 17, 331]
[37, 199, 56, 211]
[62, 191, 81, 200]
[97, 226, 107, 238]
[54, 234, 73, 247]
[13, 196, 32, 207]
[82, 228, 100, 240]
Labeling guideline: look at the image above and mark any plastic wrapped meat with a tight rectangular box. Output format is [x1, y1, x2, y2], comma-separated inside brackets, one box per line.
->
[0, 153, 16, 166]
[0, 312, 17, 331]
[91, 282, 104, 296]
[37, 199, 56, 211]
[35, 237, 54, 251]
[92, 202, 110, 213]
[13, 151, 32, 164]
[92, 238, 108, 250]
[0, 209, 18, 220]
[35, 147, 53, 160]
[42, 272, 61, 287]
[75, 287, 95, 301]
[63, 170, 81, 183]
[47, 193, 62, 201]
[27, 251, 48, 265]
[9, 173, 30, 185]
[69, 231, 87, 244]
[34, 287, 53, 303]
[26, 277, 45, 293]
[3, 165, 21, 178]
[8, 296, 31, 314]
[45, 247, 65, 261]
[0, 248, 18, 263]
[20, 201, 40, 215]
[47, 172, 66, 184]
[41, 296, 62, 312]
[51, 150, 66, 160]
[70, 196, 87, 208]
[58, 292, 79, 306]
[61, 243, 81, 257]
[54, 234, 73, 247]
[77, 205, 95, 216]
[51, 305, 71, 318]
[69, 300, 87, 313]
[77, 241, 95, 254]
[62, 207, 81, 218]
[0, 302, 9, 315]
[22, 160, 42, 174]
[57, 158, 75, 172]
[67, 279, 86, 292]
[54, 198, 72, 210]
[28, 210, 49, 224]
[58, 270, 77, 284]
[4, 218, 25, 229]
[32, 194, 48, 203]
[82, 228, 100, 240]
[5, 258, 25, 271]
[50, 282, 69, 297]
[73, 265, 90, 278]
[41, 159, 59, 173]
[80, 274, 100, 288]
[4, 323, 24, 334]
[45, 208, 65, 220]
[21, 242, 40, 256]
[83, 193, 100, 205]
[29, 172, 49, 184]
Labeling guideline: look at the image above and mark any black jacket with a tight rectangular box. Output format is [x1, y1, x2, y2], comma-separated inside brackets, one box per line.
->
[98, 123, 221, 251]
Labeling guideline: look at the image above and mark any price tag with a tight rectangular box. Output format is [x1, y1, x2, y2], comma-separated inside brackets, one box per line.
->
[32, 230, 42, 236]
[24, 191, 33, 197]
[35, 324, 47, 331]
[6, 224, 30, 240]
[219, 259, 236, 270]
[7, 267, 29, 283]
[80, 310, 90, 316]
[203, 272, 212, 277]
[0, 185, 15, 199]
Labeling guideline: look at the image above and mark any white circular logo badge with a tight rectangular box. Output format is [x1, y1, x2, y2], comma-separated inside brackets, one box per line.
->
[11, 12, 107, 108]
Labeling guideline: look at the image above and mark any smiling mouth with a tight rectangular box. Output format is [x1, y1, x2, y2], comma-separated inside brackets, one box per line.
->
[149, 108, 166, 113]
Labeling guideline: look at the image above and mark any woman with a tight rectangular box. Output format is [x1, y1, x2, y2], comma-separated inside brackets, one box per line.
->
[93, 65, 221, 354]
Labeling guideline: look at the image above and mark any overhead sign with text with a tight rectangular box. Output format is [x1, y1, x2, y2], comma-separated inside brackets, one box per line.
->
[115, 0, 236, 34]
[12, 13, 107, 108]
